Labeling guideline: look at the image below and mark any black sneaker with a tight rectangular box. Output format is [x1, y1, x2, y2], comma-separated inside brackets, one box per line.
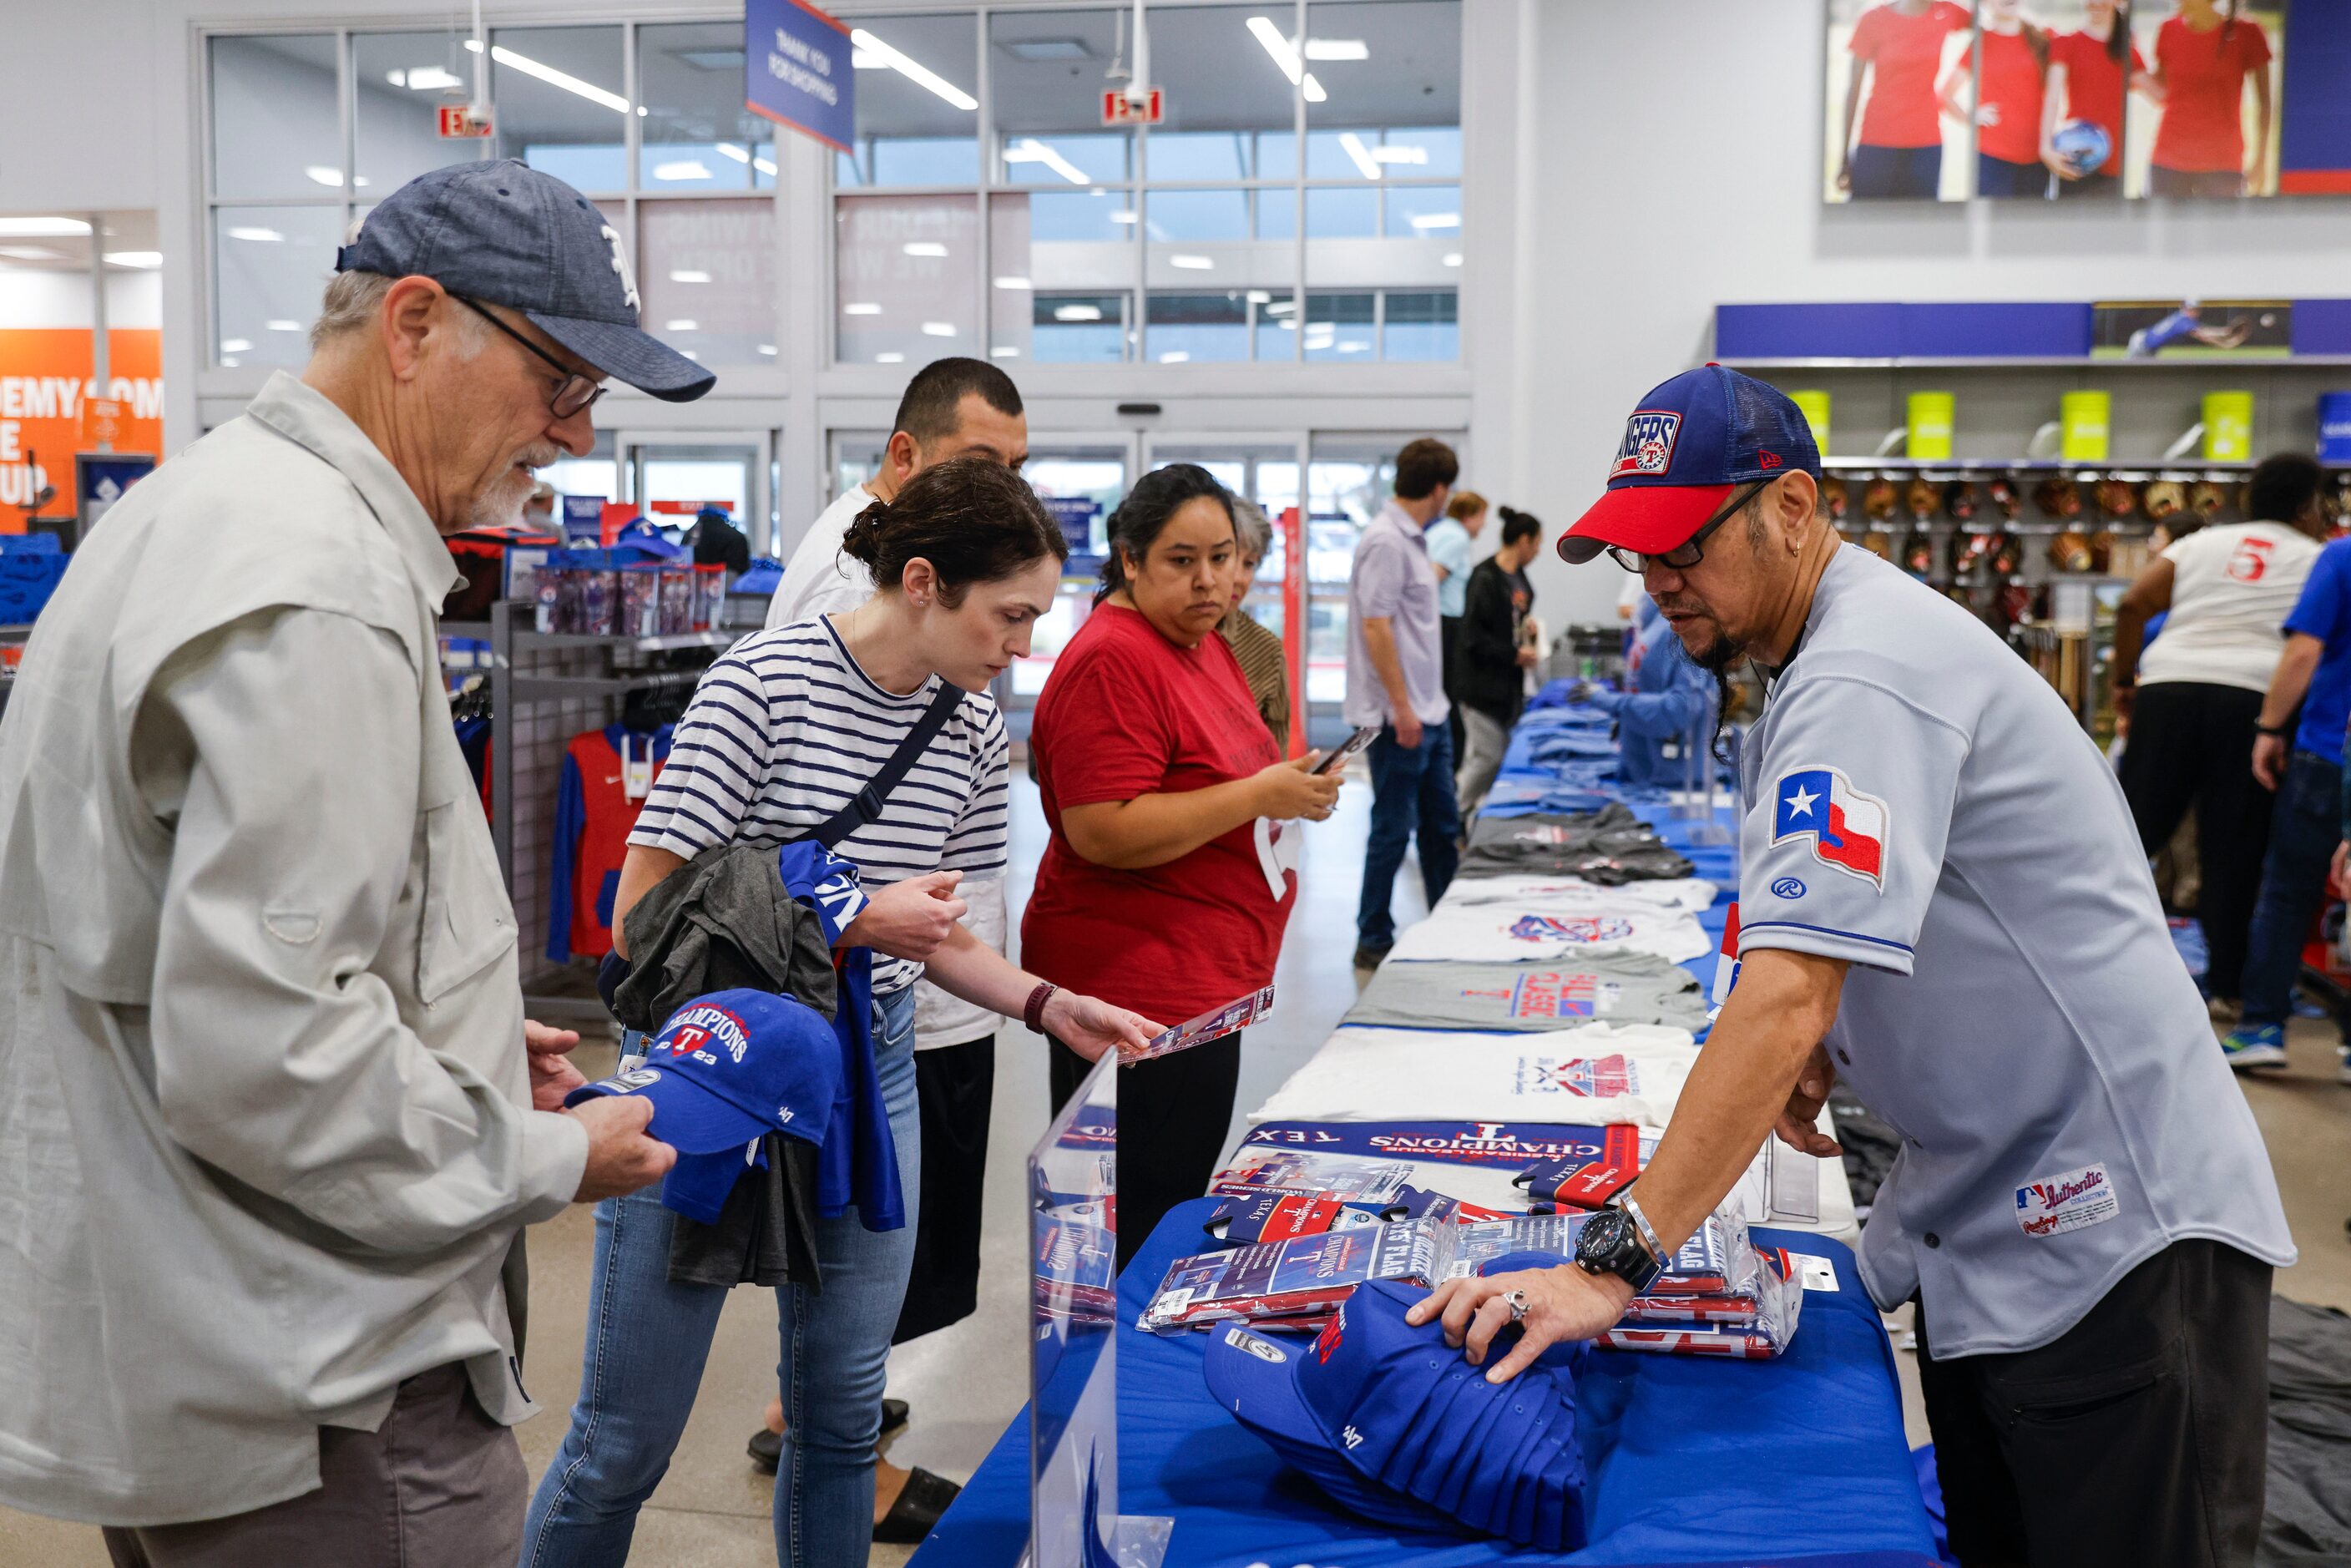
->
[1352, 944, 1390, 971]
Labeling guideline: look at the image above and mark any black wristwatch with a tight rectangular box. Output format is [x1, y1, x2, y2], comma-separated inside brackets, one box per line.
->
[1573, 1201, 1664, 1293]
[2256, 721, 2290, 737]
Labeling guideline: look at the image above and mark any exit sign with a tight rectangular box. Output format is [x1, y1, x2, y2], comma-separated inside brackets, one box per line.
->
[1102, 89, 1163, 125]
[437, 104, 495, 139]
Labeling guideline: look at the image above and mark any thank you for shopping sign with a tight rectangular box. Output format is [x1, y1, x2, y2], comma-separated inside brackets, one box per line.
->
[746, 0, 854, 152]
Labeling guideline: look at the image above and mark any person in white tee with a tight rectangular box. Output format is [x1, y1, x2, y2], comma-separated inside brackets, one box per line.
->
[755, 357, 1033, 1513]
[2112, 453, 2328, 1015]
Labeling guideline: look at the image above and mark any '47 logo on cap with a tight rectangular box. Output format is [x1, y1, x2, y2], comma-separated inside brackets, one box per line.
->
[1610, 410, 1681, 481]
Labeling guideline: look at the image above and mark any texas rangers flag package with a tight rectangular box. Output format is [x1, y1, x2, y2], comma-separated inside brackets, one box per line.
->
[1207, 1148, 1419, 1206]
[1141, 1216, 1452, 1333]
[1203, 1186, 1520, 1248]
[1512, 1124, 1647, 1210]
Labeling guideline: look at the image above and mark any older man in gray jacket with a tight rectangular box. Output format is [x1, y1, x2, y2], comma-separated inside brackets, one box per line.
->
[0, 163, 700, 1565]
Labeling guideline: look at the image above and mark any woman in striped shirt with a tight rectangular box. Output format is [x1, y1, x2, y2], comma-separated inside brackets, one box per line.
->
[523, 458, 1155, 1567]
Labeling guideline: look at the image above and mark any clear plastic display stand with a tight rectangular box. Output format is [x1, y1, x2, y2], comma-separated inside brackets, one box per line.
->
[1021, 1049, 1172, 1568]
[1675, 718, 1737, 847]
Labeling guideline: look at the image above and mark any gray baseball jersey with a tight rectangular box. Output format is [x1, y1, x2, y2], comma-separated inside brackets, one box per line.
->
[1343, 953, 1711, 1033]
[1736, 546, 2293, 1358]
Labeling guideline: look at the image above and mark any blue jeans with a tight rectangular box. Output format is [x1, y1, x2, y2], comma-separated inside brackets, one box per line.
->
[2239, 751, 2348, 1038]
[1850, 143, 1942, 200]
[1357, 721, 1461, 952]
[521, 983, 922, 1568]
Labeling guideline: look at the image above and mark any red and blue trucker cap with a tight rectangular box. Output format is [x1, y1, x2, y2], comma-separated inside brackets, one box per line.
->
[565, 989, 837, 1155]
[1559, 364, 1821, 565]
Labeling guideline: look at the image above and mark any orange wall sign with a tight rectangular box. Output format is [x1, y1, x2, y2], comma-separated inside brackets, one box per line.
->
[0, 330, 164, 526]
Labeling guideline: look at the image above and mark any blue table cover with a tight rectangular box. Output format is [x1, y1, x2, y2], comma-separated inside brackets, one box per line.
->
[913, 1199, 1939, 1568]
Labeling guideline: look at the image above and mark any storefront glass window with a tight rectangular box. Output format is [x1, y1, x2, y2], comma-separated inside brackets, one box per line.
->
[210, 35, 342, 201]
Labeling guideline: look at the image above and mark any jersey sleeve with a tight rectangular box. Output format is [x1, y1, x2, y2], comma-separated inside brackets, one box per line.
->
[627, 649, 772, 858]
[1737, 674, 1967, 977]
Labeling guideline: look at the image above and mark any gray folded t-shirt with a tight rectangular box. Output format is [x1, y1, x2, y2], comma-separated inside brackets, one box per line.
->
[1344, 950, 1711, 1033]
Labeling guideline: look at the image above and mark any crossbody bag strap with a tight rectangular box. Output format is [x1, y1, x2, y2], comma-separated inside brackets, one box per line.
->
[807, 680, 966, 852]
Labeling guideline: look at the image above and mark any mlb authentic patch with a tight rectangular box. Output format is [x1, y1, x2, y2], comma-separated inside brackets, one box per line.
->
[1770, 766, 1888, 891]
[2014, 1162, 2120, 1238]
[1610, 409, 1682, 480]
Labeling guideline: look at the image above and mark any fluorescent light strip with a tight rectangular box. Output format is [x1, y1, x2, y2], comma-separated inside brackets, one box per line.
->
[466, 39, 630, 114]
[849, 28, 978, 112]
[903, 241, 949, 258]
[1408, 211, 1462, 231]
[844, 302, 882, 316]
[664, 319, 699, 331]
[653, 160, 712, 182]
[713, 143, 779, 177]
[993, 276, 1033, 291]
[1168, 254, 1214, 271]
[669, 269, 711, 283]
[1303, 38, 1368, 60]
[1244, 18, 1327, 102]
[921, 321, 957, 337]
[105, 250, 162, 268]
[1004, 139, 1089, 186]
[225, 226, 284, 243]
[0, 245, 63, 261]
[1054, 304, 1103, 322]
[1338, 133, 1382, 180]
[0, 216, 91, 238]
[1373, 145, 1428, 165]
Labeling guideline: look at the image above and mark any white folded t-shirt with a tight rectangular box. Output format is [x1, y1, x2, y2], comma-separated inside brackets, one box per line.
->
[1386, 898, 1712, 964]
[1443, 874, 1722, 916]
[1247, 1022, 1702, 1129]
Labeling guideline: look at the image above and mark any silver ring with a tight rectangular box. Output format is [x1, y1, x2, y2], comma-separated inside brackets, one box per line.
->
[1504, 1289, 1531, 1324]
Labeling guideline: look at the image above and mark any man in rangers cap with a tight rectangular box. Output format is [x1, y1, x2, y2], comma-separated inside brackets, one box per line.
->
[1415, 364, 2293, 1566]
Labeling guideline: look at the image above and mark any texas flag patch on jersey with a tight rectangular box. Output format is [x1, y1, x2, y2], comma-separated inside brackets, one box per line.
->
[1610, 409, 1682, 480]
[1772, 766, 1888, 890]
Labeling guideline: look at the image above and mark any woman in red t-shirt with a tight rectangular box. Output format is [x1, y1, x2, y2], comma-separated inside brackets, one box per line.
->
[2147, 0, 2274, 197]
[1026, 463, 1342, 1262]
[1838, 0, 1971, 200]
[2041, 0, 2151, 199]
[1939, 0, 2049, 198]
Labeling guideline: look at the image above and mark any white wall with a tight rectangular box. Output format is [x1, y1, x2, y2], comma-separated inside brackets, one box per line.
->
[1510, 0, 2351, 629]
[0, 0, 161, 214]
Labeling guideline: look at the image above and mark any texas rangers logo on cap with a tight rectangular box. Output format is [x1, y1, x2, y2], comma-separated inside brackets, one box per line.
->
[1610, 410, 1681, 481]
[1770, 766, 1888, 891]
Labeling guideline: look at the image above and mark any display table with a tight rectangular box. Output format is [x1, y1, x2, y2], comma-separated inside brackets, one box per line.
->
[913, 1197, 1939, 1568]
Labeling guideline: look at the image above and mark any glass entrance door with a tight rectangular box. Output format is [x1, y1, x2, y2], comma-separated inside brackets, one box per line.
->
[1016, 440, 1135, 707]
[617, 432, 777, 555]
[1305, 433, 1469, 724]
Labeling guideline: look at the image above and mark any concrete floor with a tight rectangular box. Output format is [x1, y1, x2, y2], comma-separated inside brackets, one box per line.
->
[3, 771, 2345, 1565]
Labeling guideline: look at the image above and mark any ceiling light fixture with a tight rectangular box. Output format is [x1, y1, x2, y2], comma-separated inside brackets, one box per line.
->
[758, 343, 778, 355]
[1245, 18, 1327, 102]
[1443, 251, 1463, 267]
[848, 28, 978, 111]
[0, 216, 91, 238]
[1337, 132, 1383, 180]
[902, 240, 949, 257]
[466, 39, 630, 114]
[877, 351, 907, 363]
[304, 164, 344, 188]
[265, 319, 301, 331]
[1264, 300, 1297, 316]
[219, 338, 254, 353]
[844, 301, 883, 316]
[395, 65, 463, 91]
[652, 159, 713, 182]
[225, 226, 284, 243]
[1003, 138, 1090, 186]
[669, 269, 711, 283]
[1372, 145, 1428, 164]
[990, 346, 1021, 358]
[993, 276, 1033, 290]
[1303, 38, 1369, 60]
[104, 250, 162, 268]
[921, 321, 957, 337]
[1168, 254, 1214, 270]
[1158, 350, 1191, 363]
[714, 142, 778, 176]
[1053, 303, 1103, 322]
[0, 245, 63, 261]
[664, 319, 699, 331]
[1110, 210, 1139, 225]
[1408, 211, 1462, 231]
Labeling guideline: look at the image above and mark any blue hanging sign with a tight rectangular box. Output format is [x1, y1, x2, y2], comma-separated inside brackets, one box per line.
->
[745, 0, 855, 153]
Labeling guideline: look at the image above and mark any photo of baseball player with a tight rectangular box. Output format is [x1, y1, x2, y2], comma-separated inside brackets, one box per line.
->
[2129, 0, 2285, 197]
[2042, 0, 2155, 196]
[1825, 0, 1974, 201]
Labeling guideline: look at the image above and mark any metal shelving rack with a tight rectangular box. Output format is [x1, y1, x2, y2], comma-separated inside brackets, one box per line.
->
[484, 599, 736, 1026]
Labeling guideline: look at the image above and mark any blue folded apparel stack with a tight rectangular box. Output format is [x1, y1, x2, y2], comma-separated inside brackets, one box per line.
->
[0, 535, 68, 626]
[1203, 1279, 1590, 1551]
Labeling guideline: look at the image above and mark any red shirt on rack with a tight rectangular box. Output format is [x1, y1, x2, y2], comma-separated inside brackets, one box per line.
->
[2048, 29, 2146, 177]
[1849, 2, 1970, 149]
[2151, 13, 2271, 174]
[1023, 604, 1291, 1029]
[1961, 28, 2046, 165]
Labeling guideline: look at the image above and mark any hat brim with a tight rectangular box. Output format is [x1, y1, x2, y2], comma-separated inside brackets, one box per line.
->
[528, 309, 717, 403]
[564, 1068, 775, 1154]
[1201, 1325, 1466, 1537]
[1557, 483, 1734, 565]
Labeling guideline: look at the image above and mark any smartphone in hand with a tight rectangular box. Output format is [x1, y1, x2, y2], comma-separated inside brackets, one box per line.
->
[1312, 725, 1383, 776]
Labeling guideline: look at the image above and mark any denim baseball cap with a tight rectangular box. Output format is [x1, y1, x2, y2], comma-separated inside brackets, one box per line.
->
[1202, 1280, 1590, 1550]
[1560, 364, 1819, 564]
[337, 159, 715, 402]
[565, 989, 837, 1153]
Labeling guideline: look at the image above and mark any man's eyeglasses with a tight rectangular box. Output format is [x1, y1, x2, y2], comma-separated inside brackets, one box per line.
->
[1605, 480, 1771, 574]
[452, 294, 606, 419]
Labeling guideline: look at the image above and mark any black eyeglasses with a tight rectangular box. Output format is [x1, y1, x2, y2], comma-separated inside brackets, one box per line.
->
[1605, 480, 1771, 574]
[452, 294, 606, 419]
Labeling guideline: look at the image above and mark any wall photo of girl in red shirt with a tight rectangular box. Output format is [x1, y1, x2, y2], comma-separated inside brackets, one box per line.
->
[1832, 0, 1974, 200]
[2137, 0, 2280, 196]
[2043, 0, 2153, 199]
[1940, 0, 2055, 196]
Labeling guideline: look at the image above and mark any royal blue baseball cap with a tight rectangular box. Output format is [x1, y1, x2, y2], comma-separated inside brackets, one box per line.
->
[1202, 1280, 1590, 1550]
[337, 159, 715, 402]
[1560, 364, 1820, 564]
[564, 989, 837, 1154]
